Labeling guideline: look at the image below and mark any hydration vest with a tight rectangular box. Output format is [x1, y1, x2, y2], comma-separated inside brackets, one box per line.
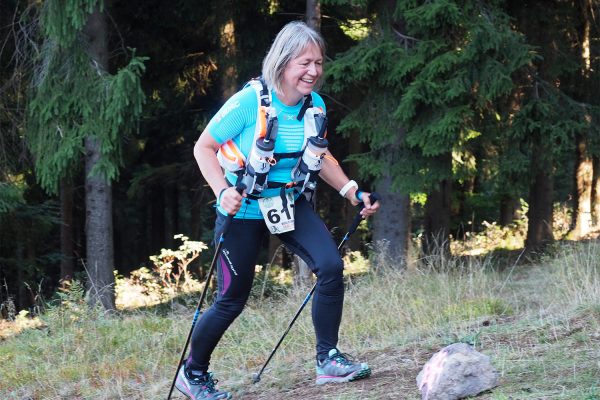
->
[216, 77, 328, 198]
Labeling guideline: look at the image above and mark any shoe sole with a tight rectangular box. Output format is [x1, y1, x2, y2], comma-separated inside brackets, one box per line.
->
[175, 373, 195, 400]
[175, 383, 232, 400]
[315, 367, 372, 385]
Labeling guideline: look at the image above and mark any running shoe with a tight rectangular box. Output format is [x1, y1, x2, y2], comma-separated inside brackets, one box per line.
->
[315, 349, 371, 385]
[175, 365, 232, 399]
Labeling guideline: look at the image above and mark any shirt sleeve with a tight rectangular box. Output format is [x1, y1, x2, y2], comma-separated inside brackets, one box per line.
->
[311, 92, 327, 114]
[206, 86, 257, 145]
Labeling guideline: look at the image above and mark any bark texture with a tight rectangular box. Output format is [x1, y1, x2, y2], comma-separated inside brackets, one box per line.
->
[83, 10, 115, 310]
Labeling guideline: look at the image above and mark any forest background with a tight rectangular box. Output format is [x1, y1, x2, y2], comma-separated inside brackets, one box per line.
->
[1, 0, 599, 313]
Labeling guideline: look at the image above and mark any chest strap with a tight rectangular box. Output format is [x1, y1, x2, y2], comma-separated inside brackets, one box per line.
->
[273, 151, 303, 160]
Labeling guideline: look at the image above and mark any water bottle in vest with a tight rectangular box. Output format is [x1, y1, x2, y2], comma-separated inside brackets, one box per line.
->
[296, 113, 328, 192]
[242, 115, 278, 194]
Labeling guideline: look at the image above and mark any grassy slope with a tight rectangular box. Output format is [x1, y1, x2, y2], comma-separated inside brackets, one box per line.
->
[1, 242, 599, 400]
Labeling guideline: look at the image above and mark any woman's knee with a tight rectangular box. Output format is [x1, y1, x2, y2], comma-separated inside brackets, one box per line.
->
[315, 255, 344, 286]
[213, 297, 247, 319]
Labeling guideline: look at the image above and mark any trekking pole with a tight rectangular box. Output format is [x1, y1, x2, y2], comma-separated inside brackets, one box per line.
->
[251, 192, 381, 384]
[167, 184, 245, 400]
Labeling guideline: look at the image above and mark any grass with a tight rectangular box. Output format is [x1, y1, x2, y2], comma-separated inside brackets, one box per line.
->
[1, 241, 599, 399]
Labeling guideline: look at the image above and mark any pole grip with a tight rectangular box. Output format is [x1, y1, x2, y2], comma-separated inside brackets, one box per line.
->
[347, 192, 380, 235]
[368, 192, 381, 204]
[219, 184, 246, 236]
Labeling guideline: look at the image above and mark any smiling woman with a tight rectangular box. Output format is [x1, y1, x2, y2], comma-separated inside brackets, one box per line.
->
[172, 21, 381, 400]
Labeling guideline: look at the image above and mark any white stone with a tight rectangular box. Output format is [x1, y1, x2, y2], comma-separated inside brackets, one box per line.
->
[416, 343, 499, 400]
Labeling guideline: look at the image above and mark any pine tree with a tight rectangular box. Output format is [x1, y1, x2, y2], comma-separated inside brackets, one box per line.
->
[506, 0, 599, 250]
[26, 0, 146, 310]
[1, 0, 65, 311]
[327, 0, 533, 256]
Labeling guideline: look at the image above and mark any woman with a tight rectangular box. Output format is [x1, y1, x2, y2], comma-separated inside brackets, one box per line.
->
[176, 21, 380, 400]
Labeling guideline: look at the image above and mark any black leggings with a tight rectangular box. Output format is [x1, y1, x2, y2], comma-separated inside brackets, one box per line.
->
[187, 196, 344, 373]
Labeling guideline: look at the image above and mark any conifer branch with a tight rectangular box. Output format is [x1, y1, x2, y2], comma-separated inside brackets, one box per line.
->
[392, 27, 419, 50]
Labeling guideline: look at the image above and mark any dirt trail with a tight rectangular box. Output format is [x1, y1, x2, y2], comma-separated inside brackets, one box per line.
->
[231, 345, 432, 400]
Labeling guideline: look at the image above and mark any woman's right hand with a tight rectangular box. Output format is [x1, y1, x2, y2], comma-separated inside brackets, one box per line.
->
[219, 187, 245, 215]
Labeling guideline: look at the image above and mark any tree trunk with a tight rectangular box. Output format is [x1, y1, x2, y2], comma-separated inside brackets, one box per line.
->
[372, 174, 410, 267]
[150, 185, 165, 254]
[220, 17, 237, 101]
[60, 178, 75, 281]
[423, 176, 452, 256]
[524, 122, 555, 252]
[593, 156, 600, 228]
[525, 166, 554, 251]
[25, 234, 37, 309]
[189, 173, 210, 250]
[305, 0, 321, 31]
[85, 136, 115, 310]
[568, 134, 593, 239]
[568, 0, 594, 239]
[499, 195, 521, 226]
[165, 182, 179, 248]
[14, 222, 27, 311]
[364, 1, 413, 265]
[83, 10, 115, 311]
[507, 1, 558, 253]
[73, 173, 86, 267]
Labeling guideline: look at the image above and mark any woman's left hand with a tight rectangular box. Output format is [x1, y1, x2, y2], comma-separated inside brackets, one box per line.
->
[356, 191, 380, 218]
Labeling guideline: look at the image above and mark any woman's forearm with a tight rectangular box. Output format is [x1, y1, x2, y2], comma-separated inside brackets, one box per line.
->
[319, 150, 359, 204]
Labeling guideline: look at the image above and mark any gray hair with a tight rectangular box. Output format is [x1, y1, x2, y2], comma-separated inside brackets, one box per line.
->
[262, 21, 326, 95]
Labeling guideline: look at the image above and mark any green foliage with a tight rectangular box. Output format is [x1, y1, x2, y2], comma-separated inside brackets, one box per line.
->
[126, 163, 183, 199]
[0, 181, 24, 213]
[27, 49, 146, 193]
[44, 280, 97, 326]
[322, 0, 369, 7]
[442, 297, 512, 321]
[584, 387, 600, 400]
[505, 83, 586, 177]
[27, 2, 146, 194]
[402, 0, 462, 34]
[40, 0, 103, 46]
[327, 1, 534, 193]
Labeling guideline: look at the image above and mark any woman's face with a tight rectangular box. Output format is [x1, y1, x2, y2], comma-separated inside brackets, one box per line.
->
[280, 43, 323, 106]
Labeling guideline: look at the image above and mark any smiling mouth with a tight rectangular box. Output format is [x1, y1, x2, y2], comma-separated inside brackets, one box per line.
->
[301, 78, 314, 84]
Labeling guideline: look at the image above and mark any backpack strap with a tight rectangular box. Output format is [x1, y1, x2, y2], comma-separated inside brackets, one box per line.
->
[216, 78, 272, 174]
[296, 94, 313, 121]
[273, 151, 303, 160]
[245, 77, 271, 108]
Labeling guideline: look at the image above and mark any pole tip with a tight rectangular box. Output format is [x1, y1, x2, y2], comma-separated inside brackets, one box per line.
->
[251, 373, 261, 384]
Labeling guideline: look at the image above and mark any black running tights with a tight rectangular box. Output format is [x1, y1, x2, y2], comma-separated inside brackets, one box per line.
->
[186, 196, 344, 373]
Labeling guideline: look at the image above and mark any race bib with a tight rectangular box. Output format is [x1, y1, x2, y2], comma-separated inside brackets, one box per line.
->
[258, 192, 295, 234]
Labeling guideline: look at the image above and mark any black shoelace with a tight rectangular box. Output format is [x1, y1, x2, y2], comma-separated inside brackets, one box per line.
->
[189, 373, 218, 393]
[332, 352, 356, 367]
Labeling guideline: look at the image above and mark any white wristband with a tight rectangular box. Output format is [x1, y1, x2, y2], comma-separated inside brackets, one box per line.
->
[339, 180, 358, 198]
